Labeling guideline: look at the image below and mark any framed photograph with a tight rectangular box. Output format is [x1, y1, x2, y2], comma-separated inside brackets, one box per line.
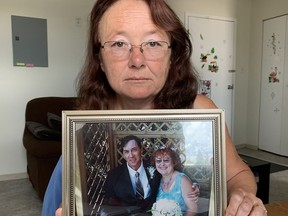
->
[62, 109, 226, 216]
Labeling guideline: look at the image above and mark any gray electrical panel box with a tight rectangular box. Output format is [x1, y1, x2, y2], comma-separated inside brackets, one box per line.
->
[11, 15, 48, 67]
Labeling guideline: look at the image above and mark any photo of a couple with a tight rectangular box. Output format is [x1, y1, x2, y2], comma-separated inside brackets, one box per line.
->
[70, 119, 217, 216]
[102, 135, 199, 215]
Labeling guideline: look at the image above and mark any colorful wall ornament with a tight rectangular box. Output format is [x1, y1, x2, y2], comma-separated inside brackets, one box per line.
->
[200, 34, 219, 73]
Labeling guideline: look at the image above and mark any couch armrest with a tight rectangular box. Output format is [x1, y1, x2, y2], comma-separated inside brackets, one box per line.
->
[23, 128, 61, 158]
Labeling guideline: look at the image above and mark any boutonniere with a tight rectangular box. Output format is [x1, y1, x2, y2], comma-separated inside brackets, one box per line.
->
[147, 166, 156, 180]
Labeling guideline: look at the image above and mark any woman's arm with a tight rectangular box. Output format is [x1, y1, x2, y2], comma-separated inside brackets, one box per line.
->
[193, 95, 267, 215]
[41, 156, 63, 216]
[181, 175, 198, 215]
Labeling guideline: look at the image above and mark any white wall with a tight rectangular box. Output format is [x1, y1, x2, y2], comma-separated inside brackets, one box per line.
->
[0, 0, 95, 178]
[165, 0, 252, 145]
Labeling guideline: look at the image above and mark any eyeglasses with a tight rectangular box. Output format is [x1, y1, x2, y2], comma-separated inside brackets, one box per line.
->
[155, 158, 171, 164]
[101, 41, 171, 60]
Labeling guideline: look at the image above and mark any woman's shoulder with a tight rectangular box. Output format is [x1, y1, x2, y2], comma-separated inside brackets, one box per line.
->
[179, 173, 193, 191]
[177, 172, 189, 180]
[176, 172, 192, 184]
[176, 172, 185, 178]
[191, 94, 218, 109]
[175, 172, 188, 183]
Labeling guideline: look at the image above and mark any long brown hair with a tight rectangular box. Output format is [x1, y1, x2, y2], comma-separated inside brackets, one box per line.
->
[76, 0, 199, 110]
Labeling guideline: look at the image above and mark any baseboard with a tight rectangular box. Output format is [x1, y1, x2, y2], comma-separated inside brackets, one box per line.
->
[235, 144, 247, 149]
[0, 172, 28, 181]
[236, 144, 258, 150]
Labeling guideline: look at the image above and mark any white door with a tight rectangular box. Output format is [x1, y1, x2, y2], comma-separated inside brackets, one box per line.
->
[259, 15, 288, 156]
[186, 14, 236, 136]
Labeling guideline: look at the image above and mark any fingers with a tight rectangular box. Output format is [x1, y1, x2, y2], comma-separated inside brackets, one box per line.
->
[187, 190, 200, 199]
[225, 189, 252, 215]
[191, 184, 200, 195]
[55, 208, 62, 216]
[225, 189, 267, 216]
[252, 204, 268, 215]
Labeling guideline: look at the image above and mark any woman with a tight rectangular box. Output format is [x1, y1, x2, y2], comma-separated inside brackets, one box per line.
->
[42, 0, 267, 215]
[151, 147, 197, 215]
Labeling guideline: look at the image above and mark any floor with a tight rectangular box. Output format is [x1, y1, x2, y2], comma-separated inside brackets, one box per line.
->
[269, 170, 288, 203]
[0, 178, 42, 216]
[0, 148, 287, 215]
[237, 147, 288, 203]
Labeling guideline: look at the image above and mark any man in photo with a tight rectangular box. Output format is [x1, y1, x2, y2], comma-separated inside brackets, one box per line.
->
[103, 135, 160, 210]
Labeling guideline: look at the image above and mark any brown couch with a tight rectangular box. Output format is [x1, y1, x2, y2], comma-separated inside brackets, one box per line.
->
[23, 96, 77, 200]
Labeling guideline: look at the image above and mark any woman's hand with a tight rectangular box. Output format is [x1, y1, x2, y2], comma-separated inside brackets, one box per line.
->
[187, 183, 200, 203]
[55, 207, 62, 216]
[225, 188, 267, 215]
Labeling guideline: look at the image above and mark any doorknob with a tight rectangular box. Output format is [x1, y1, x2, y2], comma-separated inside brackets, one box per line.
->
[228, 84, 234, 90]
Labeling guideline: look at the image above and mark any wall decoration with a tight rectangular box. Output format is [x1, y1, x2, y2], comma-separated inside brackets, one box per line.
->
[266, 32, 282, 57]
[199, 35, 219, 72]
[268, 67, 280, 83]
[200, 53, 209, 63]
[208, 60, 218, 73]
[270, 92, 276, 100]
[198, 80, 212, 98]
[271, 33, 276, 54]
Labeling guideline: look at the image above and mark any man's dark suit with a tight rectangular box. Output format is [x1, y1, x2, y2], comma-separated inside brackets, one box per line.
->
[103, 162, 161, 209]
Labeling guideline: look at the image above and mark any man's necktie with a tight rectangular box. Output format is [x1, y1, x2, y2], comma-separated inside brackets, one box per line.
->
[135, 171, 144, 199]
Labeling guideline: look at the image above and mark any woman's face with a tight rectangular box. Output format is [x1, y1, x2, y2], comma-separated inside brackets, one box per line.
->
[98, 0, 171, 107]
[155, 153, 175, 176]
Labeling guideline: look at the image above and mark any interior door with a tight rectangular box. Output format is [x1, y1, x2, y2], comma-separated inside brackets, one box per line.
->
[259, 15, 288, 156]
[186, 14, 236, 136]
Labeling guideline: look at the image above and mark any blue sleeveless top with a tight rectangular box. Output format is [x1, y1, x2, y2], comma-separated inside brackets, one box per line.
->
[156, 172, 187, 213]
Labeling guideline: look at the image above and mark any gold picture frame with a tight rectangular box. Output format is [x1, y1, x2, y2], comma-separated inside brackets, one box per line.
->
[62, 109, 227, 216]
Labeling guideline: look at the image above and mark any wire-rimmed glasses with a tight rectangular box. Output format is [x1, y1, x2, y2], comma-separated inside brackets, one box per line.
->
[101, 41, 171, 60]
